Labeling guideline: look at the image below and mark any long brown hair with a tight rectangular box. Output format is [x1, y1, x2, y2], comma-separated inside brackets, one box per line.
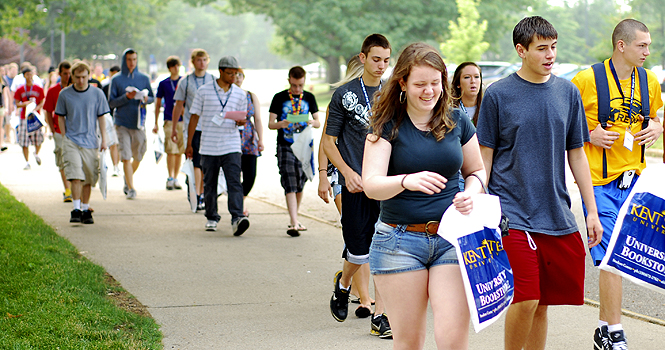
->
[370, 42, 454, 142]
[451, 62, 483, 125]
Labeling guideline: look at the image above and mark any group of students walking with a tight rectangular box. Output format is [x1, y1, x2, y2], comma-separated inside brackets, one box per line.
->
[4, 13, 662, 350]
[321, 17, 661, 350]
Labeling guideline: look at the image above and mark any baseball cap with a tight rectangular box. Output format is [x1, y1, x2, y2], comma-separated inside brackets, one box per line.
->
[218, 56, 240, 69]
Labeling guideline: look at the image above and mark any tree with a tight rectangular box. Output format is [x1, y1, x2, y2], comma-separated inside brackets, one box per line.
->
[630, 0, 665, 67]
[228, 0, 457, 83]
[440, 0, 490, 64]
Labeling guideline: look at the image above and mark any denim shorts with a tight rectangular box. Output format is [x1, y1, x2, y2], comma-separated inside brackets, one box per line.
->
[370, 220, 458, 275]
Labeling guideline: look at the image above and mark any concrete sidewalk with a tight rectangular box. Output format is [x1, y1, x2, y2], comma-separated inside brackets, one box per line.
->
[1, 142, 663, 349]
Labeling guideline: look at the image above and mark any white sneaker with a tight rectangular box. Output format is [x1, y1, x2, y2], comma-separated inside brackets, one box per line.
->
[205, 220, 217, 231]
[173, 178, 182, 190]
[23, 163, 31, 170]
[112, 165, 121, 177]
[166, 178, 175, 190]
[34, 154, 41, 165]
[126, 189, 137, 199]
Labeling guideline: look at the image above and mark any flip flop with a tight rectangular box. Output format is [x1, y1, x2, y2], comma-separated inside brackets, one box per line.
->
[355, 305, 372, 318]
[296, 222, 307, 231]
[287, 225, 300, 237]
[351, 298, 375, 305]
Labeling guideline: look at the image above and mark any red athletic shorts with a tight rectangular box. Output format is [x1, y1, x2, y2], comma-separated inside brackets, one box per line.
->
[503, 229, 586, 305]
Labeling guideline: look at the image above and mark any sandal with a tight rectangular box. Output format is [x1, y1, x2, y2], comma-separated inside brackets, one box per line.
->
[286, 225, 300, 237]
[355, 305, 372, 318]
[296, 222, 307, 231]
[351, 298, 375, 305]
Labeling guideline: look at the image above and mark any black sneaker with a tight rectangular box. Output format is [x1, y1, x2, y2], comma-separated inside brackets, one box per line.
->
[594, 326, 611, 350]
[196, 195, 205, 212]
[609, 329, 628, 350]
[371, 313, 393, 339]
[70, 209, 82, 223]
[330, 270, 350, 322]
[81, 210, 94, 224]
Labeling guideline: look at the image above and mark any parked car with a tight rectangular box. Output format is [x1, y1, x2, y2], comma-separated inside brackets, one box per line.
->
[482, 63, 520, 87]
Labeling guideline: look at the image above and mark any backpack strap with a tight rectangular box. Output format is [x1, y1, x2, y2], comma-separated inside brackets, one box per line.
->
[637, 66, 650, 163]
[592, 62, 610, 179]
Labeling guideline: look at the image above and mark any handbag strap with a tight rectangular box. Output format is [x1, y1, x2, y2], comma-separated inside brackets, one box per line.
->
[466, 172, 488, 194]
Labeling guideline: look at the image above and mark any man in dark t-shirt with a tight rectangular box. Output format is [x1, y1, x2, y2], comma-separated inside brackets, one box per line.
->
[268, 66, 320, 237]
[322, 33, 393, 337]
[476, 16, 602, 350]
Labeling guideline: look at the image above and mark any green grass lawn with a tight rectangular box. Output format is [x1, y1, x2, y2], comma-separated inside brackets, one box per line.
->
[0, 184, 162, 349]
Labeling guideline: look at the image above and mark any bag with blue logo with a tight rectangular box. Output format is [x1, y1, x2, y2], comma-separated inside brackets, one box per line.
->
[438, 193, 514, 332]
[600, 163, 665, 295]
[25, 103, 44, 133]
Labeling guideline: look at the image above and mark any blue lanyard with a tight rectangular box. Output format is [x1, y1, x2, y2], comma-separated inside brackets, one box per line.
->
[609, 59, 635, 121]
[360, 77, 381, 112]
[194, 74, 206, 89]
[213, 83, 232, 111]
[169, 77, 179, 92]
[459, 101, 468, 115]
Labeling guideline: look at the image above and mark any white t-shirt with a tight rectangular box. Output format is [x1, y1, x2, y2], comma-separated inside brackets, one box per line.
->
[189, 81, 247, 156]
[10, 74, 44, 92]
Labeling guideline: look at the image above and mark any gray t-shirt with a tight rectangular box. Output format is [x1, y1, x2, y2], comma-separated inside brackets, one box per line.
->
[476, 73, 590, 236]
[55, 85, 110, 149]
[173, 72, 215, 135]
[380, 109, 475, 224]
[325, 77, 379, 186]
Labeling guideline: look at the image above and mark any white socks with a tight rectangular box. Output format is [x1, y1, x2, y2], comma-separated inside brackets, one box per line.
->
[338, 281, 349, 292]
[73, 200, 81, 210]
[81, 203, 89, 211]
[608, 323, 623, 332]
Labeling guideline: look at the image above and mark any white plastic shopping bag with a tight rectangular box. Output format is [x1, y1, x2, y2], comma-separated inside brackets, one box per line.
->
[99, 150, 108, 200]
[217, 169, 227, 196]
[599, 163, 665, 294]
[181, 159, 198, 213]
[438, 194, 514, 332]
[290, 126, 315, 181]
[153, 134, 164, 164]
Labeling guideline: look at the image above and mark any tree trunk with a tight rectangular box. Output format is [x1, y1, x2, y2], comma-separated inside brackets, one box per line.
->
[325, 55, 341, 86]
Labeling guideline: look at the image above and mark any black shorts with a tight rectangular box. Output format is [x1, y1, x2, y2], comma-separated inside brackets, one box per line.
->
[191, 130, 202, 168]
[276, 144, 307, 194]
[341, 186, 380, 265]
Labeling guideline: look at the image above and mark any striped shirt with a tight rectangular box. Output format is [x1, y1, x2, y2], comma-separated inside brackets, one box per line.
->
[189, 80, 247, 156]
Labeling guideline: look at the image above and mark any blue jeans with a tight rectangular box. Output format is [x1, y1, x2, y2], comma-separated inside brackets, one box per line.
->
[370, 220, 458, 275]
[201, 153, 243, 223]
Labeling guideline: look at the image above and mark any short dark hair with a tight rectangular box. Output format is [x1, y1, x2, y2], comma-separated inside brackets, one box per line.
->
[58, 60, 71, 73]
[361, 33, 391, 55]
[125, 49, 136, 55]
[289, 66, 306, 80]
[513, 16, 558, 50]
[166, 56, 181, 69]
[109, 65, 120, 73]
[612, 19, 649, 50]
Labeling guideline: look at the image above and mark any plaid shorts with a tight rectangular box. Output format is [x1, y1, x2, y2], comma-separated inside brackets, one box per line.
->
[277, 144, 307, 194]
[17, 118, 44, 147]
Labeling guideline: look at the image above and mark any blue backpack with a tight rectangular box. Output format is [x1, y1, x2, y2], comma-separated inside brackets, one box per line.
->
[591, 62, 650, 179]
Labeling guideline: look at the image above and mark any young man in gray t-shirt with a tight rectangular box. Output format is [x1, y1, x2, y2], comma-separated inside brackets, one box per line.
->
[476, 16, 603, 350]
[55, 62, 110, 225]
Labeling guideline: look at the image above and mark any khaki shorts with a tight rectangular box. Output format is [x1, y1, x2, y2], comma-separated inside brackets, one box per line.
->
[116, 125, 146, 162]
[164, 120, 185, 155]
[62, 136, 99, 186]
[53, 132, 65, 170]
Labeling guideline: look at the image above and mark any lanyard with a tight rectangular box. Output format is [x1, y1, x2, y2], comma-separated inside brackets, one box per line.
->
[609, 59, 635, 122]
[360, 76, 381, 112]
[289, 93, 302, 115]
[194, 74, 206, 89]
[459, 101, 468, 115]
[169, 77, 179, 92]
[213, 83, 232, 111]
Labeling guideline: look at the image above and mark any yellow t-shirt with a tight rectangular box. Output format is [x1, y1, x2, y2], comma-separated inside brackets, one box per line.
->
[572, 59, 663, 186]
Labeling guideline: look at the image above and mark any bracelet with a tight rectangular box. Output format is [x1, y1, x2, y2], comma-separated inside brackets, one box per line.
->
[318, 169, 327, 172]
[401, 174, 408, 189]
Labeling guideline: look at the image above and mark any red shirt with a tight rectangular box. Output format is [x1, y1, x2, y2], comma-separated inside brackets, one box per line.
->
[44, 84, 63, 134]
[14, 84, 45, 120]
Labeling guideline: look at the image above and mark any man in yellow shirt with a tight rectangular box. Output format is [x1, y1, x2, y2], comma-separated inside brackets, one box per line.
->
[572, 19, 664, 350]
